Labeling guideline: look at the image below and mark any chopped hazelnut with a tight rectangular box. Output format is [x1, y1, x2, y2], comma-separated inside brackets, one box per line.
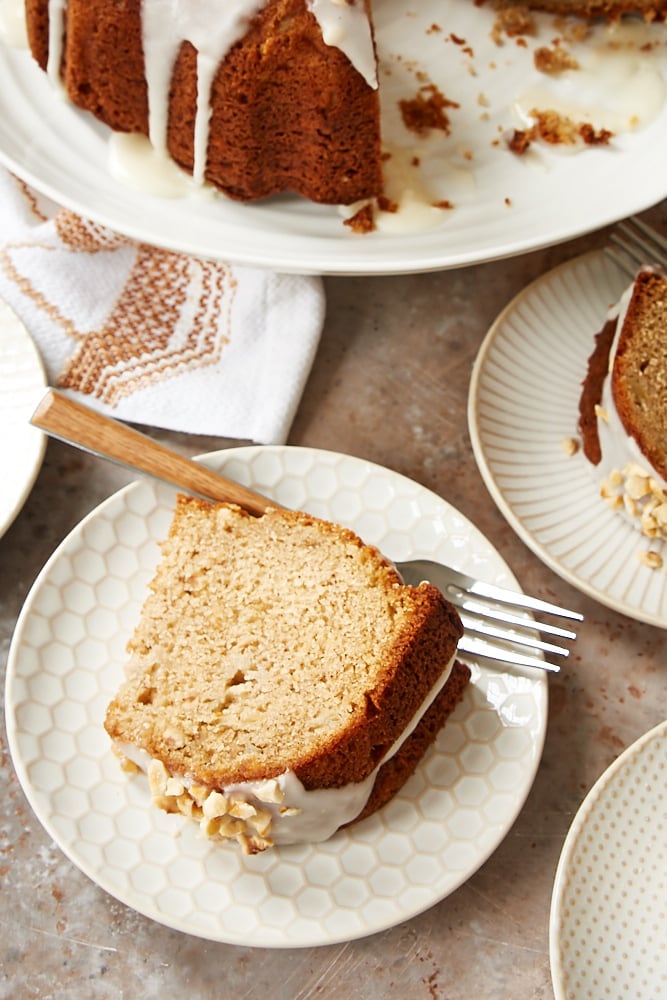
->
[638, 550, 663, 570]
[202, 790, 230, 819]
[626, 474, 650, 501]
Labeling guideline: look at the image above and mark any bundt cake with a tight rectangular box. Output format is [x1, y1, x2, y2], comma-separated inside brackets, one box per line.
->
[24, 0, 383, 204]
[578, 268, 667, 546]
[21, 0, 667, 208]
[105, 495, 469, 854]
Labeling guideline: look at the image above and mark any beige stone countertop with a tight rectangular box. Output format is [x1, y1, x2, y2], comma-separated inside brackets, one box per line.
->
[2, 203, 666, 1000]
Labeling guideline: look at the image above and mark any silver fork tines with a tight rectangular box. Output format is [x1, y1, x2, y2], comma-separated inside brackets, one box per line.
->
[455, 593, 577, 639]
[604, 216, 667, 279]
[398, 559, 583, 674]
[457, 635, 561, 673]
[459, 613, 568, 656]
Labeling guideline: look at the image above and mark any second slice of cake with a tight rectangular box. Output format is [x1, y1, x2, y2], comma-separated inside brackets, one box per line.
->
[105, 495, 469, 853]
[578, 268, 667, 553]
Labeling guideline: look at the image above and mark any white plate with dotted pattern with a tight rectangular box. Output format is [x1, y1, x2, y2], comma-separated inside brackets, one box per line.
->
[6, 446, 547, 947]
[549, 718, 667, 1000]
[468, 249, 667, 627]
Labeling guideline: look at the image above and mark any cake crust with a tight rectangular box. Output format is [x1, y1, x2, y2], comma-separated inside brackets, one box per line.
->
[349, 658, 471, 824]
[25, 0, 383, 204]
[577, 315, 617, 465]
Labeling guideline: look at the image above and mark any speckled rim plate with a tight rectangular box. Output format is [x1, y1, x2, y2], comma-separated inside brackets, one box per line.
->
[549, 718, 667, 1000]
[6, 446, 547, 948]
[0, 298, 46, 539]
[1, 9, 666, 274]
[468, 250, 667, 627]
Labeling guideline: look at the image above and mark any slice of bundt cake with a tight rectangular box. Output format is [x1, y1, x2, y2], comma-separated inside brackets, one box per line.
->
[25, 0, 383, 204]
[578, 268, 667, 545]
[105, 495, 469, 853]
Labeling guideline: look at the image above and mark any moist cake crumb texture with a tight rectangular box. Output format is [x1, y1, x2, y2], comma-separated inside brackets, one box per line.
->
[105, 496, 466, 850]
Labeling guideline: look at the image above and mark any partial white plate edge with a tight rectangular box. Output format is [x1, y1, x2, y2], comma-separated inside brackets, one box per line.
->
[548, 717, 667, 1000]
[0, 133, 647, 278]
[467, 250, 667, 628]
[4, 445, 548, 948]
[0, 297, 46, 538]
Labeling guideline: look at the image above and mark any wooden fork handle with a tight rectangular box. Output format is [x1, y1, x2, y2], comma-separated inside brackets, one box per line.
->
[31, 390, 276, 517]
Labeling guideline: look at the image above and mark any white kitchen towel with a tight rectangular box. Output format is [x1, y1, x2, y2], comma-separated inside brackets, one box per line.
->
[0, 169, 325, 444]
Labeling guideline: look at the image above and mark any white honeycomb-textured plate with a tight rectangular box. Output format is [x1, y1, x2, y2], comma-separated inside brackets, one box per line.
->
[550, 719, 667, 1000]
[6, 446, 547, 947]
[468, 250, 667, 628]
[0, 298, 46, 539]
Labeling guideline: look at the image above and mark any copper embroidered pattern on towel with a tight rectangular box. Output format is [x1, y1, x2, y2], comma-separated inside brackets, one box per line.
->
[1, 207, 236, 405]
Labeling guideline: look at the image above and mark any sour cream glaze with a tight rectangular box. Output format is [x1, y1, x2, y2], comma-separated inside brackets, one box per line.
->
[114, 653, 457, 852]
[590, 270, 667, 542]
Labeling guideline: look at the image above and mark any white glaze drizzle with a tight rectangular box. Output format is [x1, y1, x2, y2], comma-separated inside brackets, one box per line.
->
[46, 0, 66, 89]
[141, 0, 268, 182]
[115, 652, 456, 846]
[108, 132, 203, 198]
[308, 0, 376, 88]
[0, 0, 27, 46]
[514, 20, 667, 139]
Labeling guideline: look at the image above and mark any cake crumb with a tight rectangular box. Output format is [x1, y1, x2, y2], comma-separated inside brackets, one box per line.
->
[344, 203, 376, 234]
[508, 129, 531, 155]
[491, 6, 536, 42]
[508, 110, 613, 155]
[399, 84, 459, 136]
[534, 44, 579, 74]
[377, 194, 399, 214]
[638, 550, 663, 570]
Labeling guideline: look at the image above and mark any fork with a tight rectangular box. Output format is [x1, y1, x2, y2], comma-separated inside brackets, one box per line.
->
[604, 215, 667, 278]
[398, 559, 579, 672]
[31, 389, 582, 673]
